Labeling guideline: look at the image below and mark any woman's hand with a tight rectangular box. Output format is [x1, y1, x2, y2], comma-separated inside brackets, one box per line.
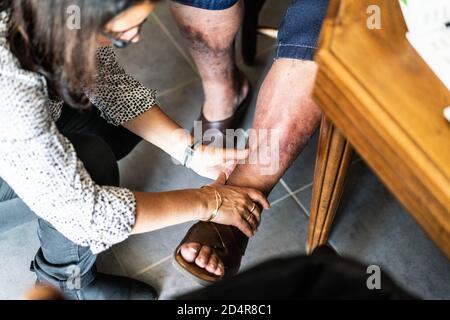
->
[200, 173, 271, 237]
[189, 144, 249, 180]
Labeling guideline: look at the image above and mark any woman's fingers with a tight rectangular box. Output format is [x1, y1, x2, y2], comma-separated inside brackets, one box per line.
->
[248, 203, 262, 225]
[235, 213, 255, 238]
[242, 198, 262, 226]
[246, 188, 270, 209]
[212, 172, 228, 186]
[223, 161, 237, 179]
[244, 211, 259, 231]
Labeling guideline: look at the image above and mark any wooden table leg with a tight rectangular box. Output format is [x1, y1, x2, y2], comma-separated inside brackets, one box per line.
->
[307, 115, 353, 254]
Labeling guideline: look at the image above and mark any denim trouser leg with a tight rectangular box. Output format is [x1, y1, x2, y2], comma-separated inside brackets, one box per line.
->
[0, 175, 95, 290]
[0, 179, 17, 202]
[0, 105, 142, 291]
[3, 132, 120, 290]
[33, 219, 98, 290]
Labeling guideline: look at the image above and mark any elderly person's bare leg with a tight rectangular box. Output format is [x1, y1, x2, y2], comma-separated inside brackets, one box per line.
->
[171, 1, 250, 122]
[179, 59, 322, 276]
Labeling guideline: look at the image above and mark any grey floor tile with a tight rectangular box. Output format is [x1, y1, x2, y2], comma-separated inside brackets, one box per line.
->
[116, 15, 198, 95]
[136, 259, 202, 300]
[151, 1, 194, 66]
[268, 183, 288, 204]
[293, 152, 373, 215]
[329, 161, 450, 299]
[0, 199, 36, 235]
[96, 249, 128, 277]
[281, 131, 319, 191]
[119, 142, 211, 193]
[111, 222, 194, 276]
[294, 185, 312, 215]
[156, 79, 203, 129]
[0, 221, 39, 300]
[243, 197, 308, 270]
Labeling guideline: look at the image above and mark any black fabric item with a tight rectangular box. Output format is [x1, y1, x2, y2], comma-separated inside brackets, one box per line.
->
[57, 105, 142, 161]
[180, 250, 416, 300]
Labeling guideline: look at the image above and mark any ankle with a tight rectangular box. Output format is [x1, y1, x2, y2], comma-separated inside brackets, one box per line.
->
[202, 73, 250, 121]
[226, 167, 276, 196]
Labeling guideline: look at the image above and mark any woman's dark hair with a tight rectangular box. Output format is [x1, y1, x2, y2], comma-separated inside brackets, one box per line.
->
[4, 0, 147, 108]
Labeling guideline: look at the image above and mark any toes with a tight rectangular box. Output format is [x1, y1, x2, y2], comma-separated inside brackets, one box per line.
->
[216, 265, 224, 276]
[212, 255, 225, 276]
[180, 242, 202, 263]
[205, 255, 219, 274]
[195, 245, 212, 268]
[181, 244, 225, 277]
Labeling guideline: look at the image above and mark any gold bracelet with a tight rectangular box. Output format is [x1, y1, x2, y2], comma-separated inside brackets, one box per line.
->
[210, 188, 223, 222]
[201, 186, 223, 222]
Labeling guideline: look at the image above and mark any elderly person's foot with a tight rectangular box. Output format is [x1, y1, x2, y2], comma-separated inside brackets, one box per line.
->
[174, 221, 250, 285]
[180, 242, 225, 277]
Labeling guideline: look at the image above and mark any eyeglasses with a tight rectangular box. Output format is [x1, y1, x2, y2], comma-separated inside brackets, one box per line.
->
[102, 18, 148, 49]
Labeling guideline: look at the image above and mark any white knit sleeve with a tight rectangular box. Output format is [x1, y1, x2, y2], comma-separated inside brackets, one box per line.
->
[0, 46, 136, 254]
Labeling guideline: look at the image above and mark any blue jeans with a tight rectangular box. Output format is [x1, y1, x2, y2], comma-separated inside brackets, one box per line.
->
[0, 106, 142, 290]
[172, 0, 330, 61]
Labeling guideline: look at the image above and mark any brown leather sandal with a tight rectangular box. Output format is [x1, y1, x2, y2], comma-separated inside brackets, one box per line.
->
[173, 221, 249, 286]
[193, 85, 253, 136]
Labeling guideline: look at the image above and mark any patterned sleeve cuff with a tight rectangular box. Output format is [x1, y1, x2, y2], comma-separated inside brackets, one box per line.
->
[88, 46, 157, 127]
[88, 186, 137, 254]
[92, 84, 157, 127]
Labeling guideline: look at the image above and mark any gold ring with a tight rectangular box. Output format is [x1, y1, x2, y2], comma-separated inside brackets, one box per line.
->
[250, 203, 256, 213]
[244, 212, 252, 222]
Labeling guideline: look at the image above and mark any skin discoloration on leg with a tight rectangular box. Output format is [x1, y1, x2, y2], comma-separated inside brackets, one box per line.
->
[176, 23, 232, 57]
[179, 58, 323, 276]
[171, 1, 249, 121]
[173, 2, 322, 277]
[228, 59, 322, 194]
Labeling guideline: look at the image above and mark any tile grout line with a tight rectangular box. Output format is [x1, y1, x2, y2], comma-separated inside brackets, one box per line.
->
[280, 179, 309, 216]
[110, 247, 130, 277]
[269, 192, 292, 207]
[132, 255, 172, 277]
[292, 182, 313, 195]
[152, 13, 199, 75]
[280, 181, 339, 254]
[267, 180, 313, 207]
